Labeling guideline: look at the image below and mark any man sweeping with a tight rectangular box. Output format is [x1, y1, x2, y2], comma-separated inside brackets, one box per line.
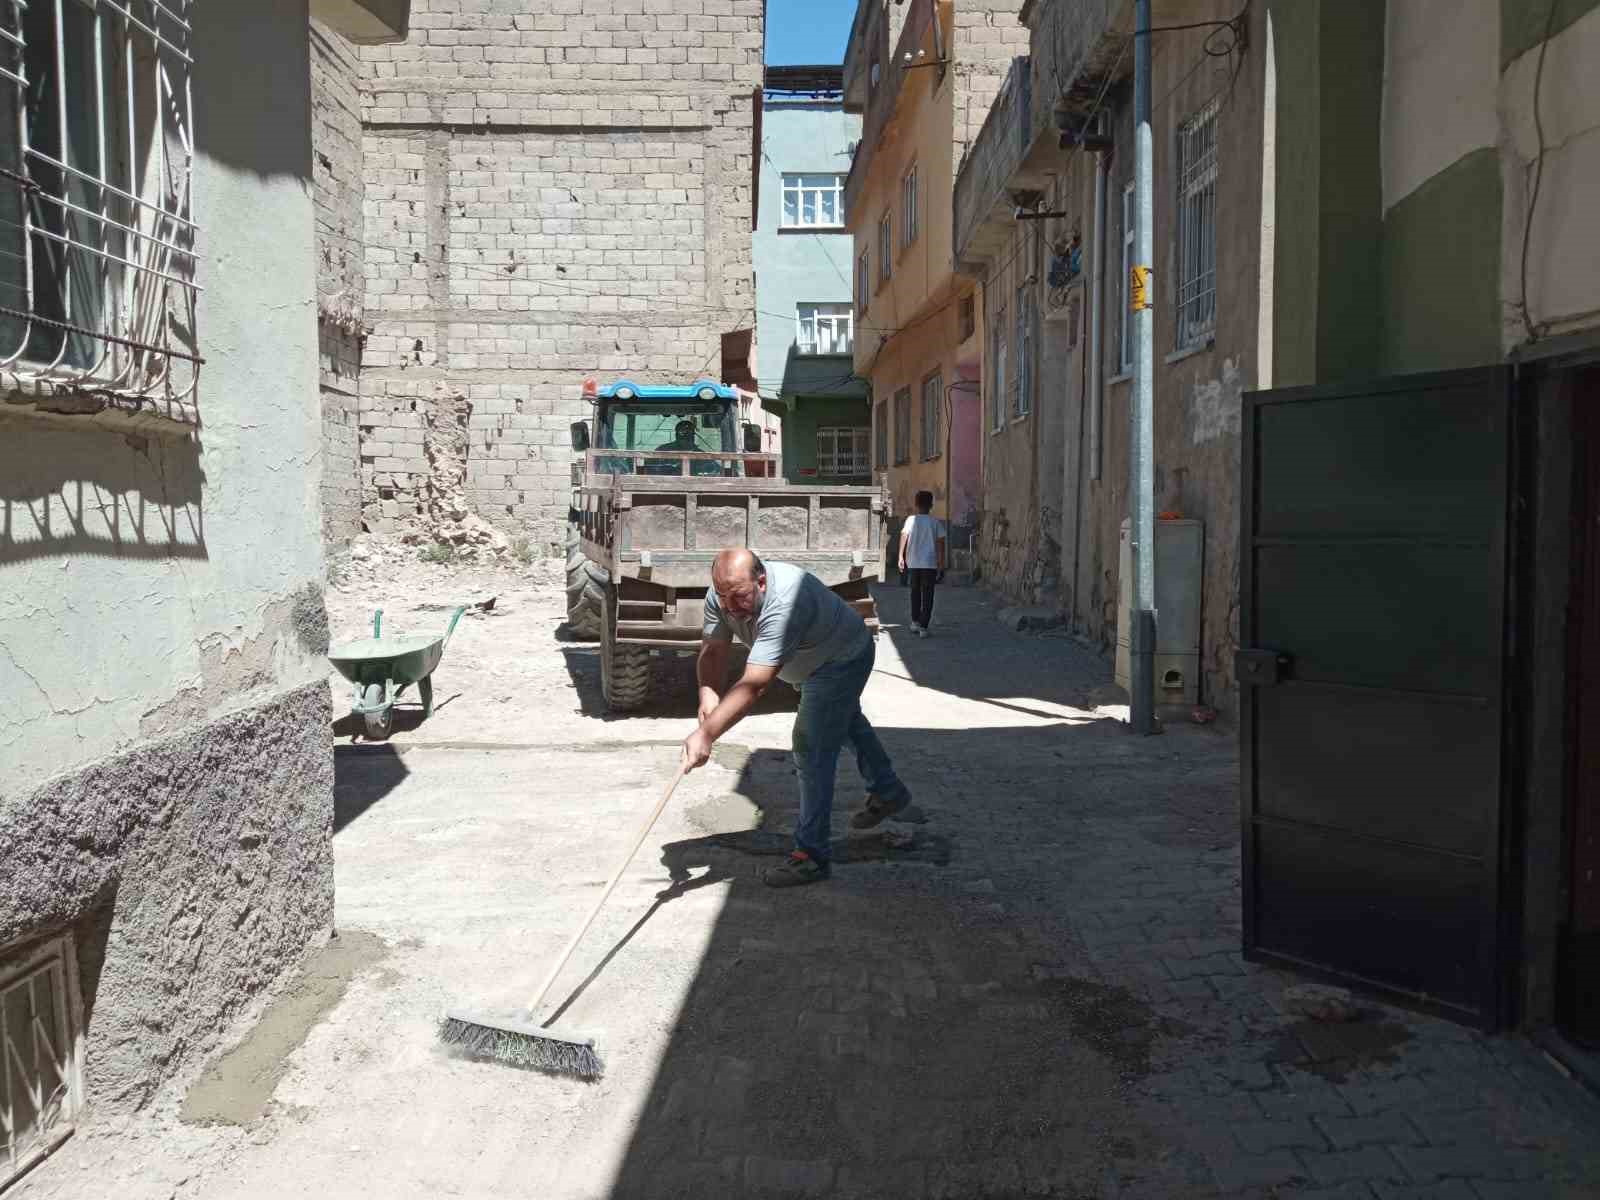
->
[682, 548, 913, 887]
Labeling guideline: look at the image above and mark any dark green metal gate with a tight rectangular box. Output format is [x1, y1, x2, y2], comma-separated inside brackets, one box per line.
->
[1238, 367, 1516, 1028]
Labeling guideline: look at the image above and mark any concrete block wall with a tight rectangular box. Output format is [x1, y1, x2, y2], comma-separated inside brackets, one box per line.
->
[338, 0, 762, 554]
[312, 20, 368, 550]
[952, 0, 1032, 165]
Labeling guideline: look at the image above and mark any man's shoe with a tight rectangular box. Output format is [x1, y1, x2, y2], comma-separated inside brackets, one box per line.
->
[762, 850, 831, 888]
[850, 784, 912, 830]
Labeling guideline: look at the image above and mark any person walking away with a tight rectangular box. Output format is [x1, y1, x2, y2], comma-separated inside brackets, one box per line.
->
[899, 490, 946, 637]
[682, 549, 914, 887]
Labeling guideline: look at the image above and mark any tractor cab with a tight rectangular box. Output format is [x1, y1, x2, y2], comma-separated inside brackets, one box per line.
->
[571, 378, 749, 476]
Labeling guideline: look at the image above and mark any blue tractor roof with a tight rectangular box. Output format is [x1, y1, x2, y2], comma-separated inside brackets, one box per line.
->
[592, 378, 737, 403]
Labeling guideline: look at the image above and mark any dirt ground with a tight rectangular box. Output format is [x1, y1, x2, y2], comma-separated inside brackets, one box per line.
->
[18, 552, 1600, 1199]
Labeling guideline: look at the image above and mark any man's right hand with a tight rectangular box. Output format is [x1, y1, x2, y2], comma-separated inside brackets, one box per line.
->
[697, 686, 720, 726]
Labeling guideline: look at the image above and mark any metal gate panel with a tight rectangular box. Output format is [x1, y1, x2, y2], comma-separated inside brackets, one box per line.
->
[1240, 367, 1513, 1027]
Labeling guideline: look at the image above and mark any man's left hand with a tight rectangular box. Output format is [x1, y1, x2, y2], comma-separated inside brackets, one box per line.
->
[682, 728, 713, 772]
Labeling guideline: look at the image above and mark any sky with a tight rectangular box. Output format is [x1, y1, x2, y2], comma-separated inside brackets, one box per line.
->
[764, 0, 858, 65]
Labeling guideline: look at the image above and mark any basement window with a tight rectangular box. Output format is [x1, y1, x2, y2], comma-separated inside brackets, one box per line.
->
[1, 935, 83, 1189]
[0, 0, 201, 422]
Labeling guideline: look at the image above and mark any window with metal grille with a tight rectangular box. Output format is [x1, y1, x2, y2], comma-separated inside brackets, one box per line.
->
[892, 385, 910, 465]
[781, 173, 845, 229]
[856, 249, 869, 314]
[0, 0, 199, 417]
[920, 371, 941, 460]
[816, 425, 869, 478]
[877, 210, 891, 285]
[873, 398, 887, 469]
[900, 163, 917, 250]
[989, 313, 1006, 432]
[796, 302, 852, 355]
[1014, 285, 1031, 418]
[1175, 99, 1218, 350]
[1, 936, 83, 1189]
[1119, 182, 1134, 373]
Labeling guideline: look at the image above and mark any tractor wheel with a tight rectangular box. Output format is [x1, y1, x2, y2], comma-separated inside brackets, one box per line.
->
[565, 526, 607, 640]
[601, 586, 652, 712]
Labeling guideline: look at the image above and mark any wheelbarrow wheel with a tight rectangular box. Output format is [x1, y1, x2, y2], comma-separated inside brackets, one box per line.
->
[361, 683, 394, 741]
[418, 674, 434, 718]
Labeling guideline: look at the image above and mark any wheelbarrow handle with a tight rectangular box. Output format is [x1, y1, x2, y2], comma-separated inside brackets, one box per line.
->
[442, 604, 468, 646]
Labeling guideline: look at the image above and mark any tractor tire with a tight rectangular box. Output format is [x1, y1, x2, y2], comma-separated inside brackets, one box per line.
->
[601, 586, 653, 712]
[565, 527, 607, 640]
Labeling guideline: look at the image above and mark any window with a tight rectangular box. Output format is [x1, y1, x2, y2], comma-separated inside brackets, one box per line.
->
[874, 399, 888, 469]
[877, 211, 892, 285]
[1, 935, 84, 1191]
[816, 426, 870, 478]
[1014, 285, 1032, 418]
[1119, 182, 1135, 374]
[857, 249, 870, 314]
[958, 294, 975, 342]
[989, 312, 1007, 432]
[796, 302, 852, 355]
[920, 372, 942, 460]
[1176, 99, 1219, 350]
[0, 0, 199, 414]
[893, 386, 911, 465]
[781, 173, 846, 229]
[900, 164, 918, 250]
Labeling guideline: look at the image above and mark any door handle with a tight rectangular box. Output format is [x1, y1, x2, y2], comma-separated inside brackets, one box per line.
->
[1235, 649, 1291, 687]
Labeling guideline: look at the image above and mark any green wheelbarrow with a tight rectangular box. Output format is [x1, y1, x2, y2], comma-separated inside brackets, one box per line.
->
[329, 605, 466, 741]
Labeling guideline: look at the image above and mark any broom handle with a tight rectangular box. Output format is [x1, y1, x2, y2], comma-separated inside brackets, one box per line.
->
[525, 761, 689, 1016]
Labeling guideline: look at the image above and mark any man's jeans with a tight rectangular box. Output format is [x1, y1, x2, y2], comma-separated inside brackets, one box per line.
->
[791, 640, 901, 864]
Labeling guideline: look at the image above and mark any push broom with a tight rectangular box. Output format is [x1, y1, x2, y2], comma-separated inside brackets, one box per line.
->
[438, 761, 689, 1079]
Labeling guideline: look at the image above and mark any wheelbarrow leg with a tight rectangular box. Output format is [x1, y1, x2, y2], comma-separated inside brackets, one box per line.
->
[419, 674, 434, 719]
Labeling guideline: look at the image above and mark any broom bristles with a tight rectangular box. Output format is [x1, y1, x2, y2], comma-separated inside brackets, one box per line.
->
[438, 1011, 604, 1079]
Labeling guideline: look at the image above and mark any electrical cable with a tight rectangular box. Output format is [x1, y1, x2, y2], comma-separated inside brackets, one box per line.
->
[1518, 0, 1560, 344]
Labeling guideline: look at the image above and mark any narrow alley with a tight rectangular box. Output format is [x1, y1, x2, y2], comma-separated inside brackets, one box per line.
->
[17, 566, 1600, 1200]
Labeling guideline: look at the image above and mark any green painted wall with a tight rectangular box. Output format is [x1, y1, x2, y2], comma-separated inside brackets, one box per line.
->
[777, 395, 870, 484]
[1379, 147, 1503, 374]
[1503, 0, 1600, 67]
[1268, 0, 1385, 386]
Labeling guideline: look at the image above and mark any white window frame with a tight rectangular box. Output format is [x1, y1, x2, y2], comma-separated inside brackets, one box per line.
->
[920, 371, 942, 460]
[796, 302, 853, 356]
[0, 0, 201, 418]
[1119, 182, 1135, 374]
[900, 163, 918, 251]
[780, 172, 846, 230]
[816, 425, 870, 478]
[877, 210, 892, 285]
[990, 313, 1007, 432]
[1175, 99, 1219, 350]
[856, 249, 870, 314]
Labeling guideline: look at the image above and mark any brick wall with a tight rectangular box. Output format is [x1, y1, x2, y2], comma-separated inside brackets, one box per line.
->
[311, 20, 366, 551]
[336, 0, 762, 555]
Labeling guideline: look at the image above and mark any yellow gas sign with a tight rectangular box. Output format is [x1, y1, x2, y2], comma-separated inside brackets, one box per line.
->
[1130, 265, 1152, 311]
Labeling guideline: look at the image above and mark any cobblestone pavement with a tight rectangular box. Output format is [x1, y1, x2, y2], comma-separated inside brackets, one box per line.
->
[614, 583, 1600, 1200]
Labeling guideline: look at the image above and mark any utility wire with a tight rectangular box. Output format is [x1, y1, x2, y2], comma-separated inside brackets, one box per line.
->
[1518, 0, 1560, 344]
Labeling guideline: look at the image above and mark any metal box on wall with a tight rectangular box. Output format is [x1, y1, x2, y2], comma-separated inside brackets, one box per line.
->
[1115, 518, 1204, 706]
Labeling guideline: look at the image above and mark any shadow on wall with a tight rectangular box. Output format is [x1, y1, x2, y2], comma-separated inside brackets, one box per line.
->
[0, 423, 206, 564]
[191, 8, 312, 181]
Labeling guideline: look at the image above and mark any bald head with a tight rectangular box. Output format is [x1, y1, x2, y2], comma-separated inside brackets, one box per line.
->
[712, 547, 763, 587]
[711, 548, 766, 618]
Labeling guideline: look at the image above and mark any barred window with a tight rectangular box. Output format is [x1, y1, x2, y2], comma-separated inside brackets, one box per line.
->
[900, 163, 917, 250]
[1176, 99, 1218, 350]
[0, 0, 199, 418]
[856, 249, 869, 315]
[877, 210, 891, 285]
[1014, 285, 1032, 418]
[816, 425, 869, 478]
[920, 371, 941, 461]
[873, 397, 887, 469]
[989, 311, 1006, 432]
